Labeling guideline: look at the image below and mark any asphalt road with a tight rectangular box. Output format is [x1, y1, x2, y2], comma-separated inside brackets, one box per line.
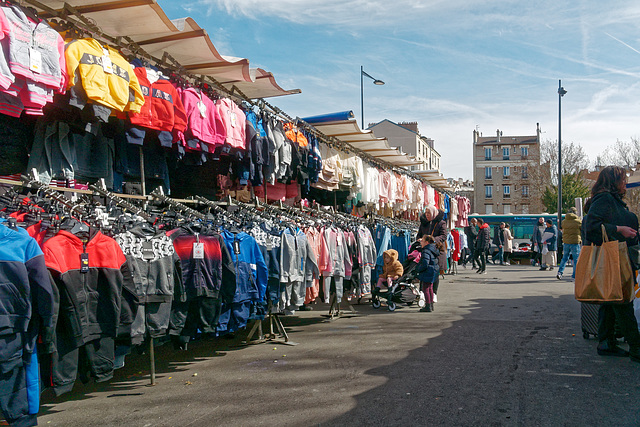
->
[37, 263, 640, 426]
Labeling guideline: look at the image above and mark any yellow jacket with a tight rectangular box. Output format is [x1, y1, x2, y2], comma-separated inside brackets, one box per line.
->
[65, 38, 144, 113]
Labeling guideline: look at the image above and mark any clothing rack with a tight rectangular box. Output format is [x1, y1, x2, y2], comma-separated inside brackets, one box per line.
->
[150, 188, 206, 221]
[89, 179, 152, 223]
[20, 174, 87, 218]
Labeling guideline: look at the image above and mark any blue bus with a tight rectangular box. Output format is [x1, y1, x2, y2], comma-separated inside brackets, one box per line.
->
[467, 213, 564, 258]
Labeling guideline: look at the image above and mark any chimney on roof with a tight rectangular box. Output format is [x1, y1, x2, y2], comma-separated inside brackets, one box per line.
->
[399, 121, 419, 133]
[496, 129, 501, 143]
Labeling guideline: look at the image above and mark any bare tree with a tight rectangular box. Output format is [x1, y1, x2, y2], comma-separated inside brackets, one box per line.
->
[539, 139, 590, 184]
[599, 137, 640, 169]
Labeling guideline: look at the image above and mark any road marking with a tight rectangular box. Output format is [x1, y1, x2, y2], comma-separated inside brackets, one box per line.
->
[548, 373, 592, 378]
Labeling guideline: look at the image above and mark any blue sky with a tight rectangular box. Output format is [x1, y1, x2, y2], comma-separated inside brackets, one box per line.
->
[157, 0, 640, 180]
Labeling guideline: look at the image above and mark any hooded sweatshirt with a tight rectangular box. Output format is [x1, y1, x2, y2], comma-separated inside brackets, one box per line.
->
[476, 223, 491, 250]
[381, 249, 403, 278]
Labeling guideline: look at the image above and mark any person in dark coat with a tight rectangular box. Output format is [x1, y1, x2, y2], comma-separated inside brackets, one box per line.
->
[463, 218, 479, 268]
[583, 165, 640, 362]
[415, 234, 440, 312]
[474, 218, 491, 274]
[417, 205, 448, 300]
[531, 217, 546, 266]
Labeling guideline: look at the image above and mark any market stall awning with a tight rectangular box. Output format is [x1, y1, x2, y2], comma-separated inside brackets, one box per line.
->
[35, 0, 300, 99]
[307, 118, 424, 168]
[413, 170, 454, 192]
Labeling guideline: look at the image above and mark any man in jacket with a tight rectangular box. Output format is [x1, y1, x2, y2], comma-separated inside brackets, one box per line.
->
[463, 218, 478, 268]
[541, 219, 558, 270]
[531, 217, 546, 266]
[557, 207, 582, 279]
[474, 218, 491, 274]
[491, 222, 506, 265]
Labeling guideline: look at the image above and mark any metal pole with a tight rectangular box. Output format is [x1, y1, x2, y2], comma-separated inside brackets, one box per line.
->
[139, 146, 146, 197]
[557, 80, 564, 228]
[360, 65, 364, 129]
[149, 338, 156, 386]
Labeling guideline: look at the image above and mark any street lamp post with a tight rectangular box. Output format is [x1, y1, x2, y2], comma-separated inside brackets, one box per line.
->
[360, 66, 385, 129]
[558, 80, 567, 228]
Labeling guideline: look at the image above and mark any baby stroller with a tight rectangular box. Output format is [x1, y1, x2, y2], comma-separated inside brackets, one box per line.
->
[372, 260, 425, 311]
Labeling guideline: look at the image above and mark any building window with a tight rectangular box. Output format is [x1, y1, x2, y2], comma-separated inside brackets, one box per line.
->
[503, 205, 511, 214]
[503, 166, 510, 178]
[522, 166, 528, 179]
[521, 205, 529, 214]
[503, 147, 510, 160]
[521, 146, 529, 158]
[504, 185, 510, 198]
[485, 167, 492, 179]
[522, 185, 529, 197]
[485, 185, 493, 198]
[484, 148, 492, 160]
[485, 204, 493, 214]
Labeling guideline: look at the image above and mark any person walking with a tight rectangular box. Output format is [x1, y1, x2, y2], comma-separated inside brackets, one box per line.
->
[475, 218, 491, 274]
[557, 207, 582, 280]
[531, 217, 545, 266]
[492, 222, 506, 265]
[463, 218, 478, 268]
[541, 219, 558, 270]
[503, 223, 513, 265]
[583, 165, 640, 362]
[417, 205, 447, 301]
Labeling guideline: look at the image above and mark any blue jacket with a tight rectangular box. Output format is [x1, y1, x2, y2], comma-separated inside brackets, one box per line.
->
[543, 225, 558, 251]
[415, 243, 440, 283]
[0, 223, 55, 372]
[221, 230, 268, 303]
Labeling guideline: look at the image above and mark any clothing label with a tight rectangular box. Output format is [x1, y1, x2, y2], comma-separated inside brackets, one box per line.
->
[230, 111, 237, 128]
[29, 49, 42, 73]
[141, 241, 154, 261]
[197, 101, 207, 118]
[193, 242, 204, 259]
[102, 55, 113, 74]
[337, 237, 342, 246]
[80, 253, 89, 273]
[266, 241, 273, 251]
[233, 240, 241, 255]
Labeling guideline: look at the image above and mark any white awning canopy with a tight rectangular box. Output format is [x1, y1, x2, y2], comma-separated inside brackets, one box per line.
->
[35, 0, 300, 99]
[413, 170, 454, 192]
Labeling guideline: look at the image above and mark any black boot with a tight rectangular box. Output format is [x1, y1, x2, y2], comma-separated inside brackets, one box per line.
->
[420, 304, 432, 312]
[430, 303, 434, 311]
[597, 340, 629, 357]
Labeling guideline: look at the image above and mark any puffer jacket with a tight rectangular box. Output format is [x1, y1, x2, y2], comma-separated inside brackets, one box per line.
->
[381, 249, 404, 279]
[415, 243, 439, 283]
[561, 213, 582, 244]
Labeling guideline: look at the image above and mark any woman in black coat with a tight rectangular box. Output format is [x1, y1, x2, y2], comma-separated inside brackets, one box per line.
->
[417, 205, 448, 299]
[583, 165, 640, 361]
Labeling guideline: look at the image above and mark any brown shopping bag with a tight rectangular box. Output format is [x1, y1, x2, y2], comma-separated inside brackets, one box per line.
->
[575, 225, 635, 303]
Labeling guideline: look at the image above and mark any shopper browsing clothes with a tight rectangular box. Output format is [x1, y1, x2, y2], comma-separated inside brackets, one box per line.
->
[475, 218, 491, 274]
[557, 207, 582, 280]
[540, 219, 558, 271]
[583, 165, 640, 361]
[416, 234, 439, 312]
[417, 206, 447, 301]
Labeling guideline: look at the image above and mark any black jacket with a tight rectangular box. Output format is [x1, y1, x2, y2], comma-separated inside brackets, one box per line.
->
[464, 225, 478, 248]
[476, 224, 491, 251]
[584, 192, 639, 248]
[493, 226, 505, 246]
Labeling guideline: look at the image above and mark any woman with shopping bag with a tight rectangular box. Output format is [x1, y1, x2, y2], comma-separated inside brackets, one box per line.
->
[581, 166, 640, 361]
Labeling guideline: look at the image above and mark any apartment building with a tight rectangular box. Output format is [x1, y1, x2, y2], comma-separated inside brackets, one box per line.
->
[368, 119, 441, 172]
[473, 125, 544, 214]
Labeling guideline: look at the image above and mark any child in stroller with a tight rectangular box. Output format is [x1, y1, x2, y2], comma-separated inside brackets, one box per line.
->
[372, 247, 426, 311]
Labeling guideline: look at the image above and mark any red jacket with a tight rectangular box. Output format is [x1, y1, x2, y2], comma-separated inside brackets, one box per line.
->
[128, 67, 187, 133]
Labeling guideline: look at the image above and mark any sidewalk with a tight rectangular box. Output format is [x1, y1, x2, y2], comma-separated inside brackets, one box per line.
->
[38, 264, 640, 426]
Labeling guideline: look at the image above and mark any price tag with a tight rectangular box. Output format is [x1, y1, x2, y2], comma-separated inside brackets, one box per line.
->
[102, 55, 113, 74]
[29, 49, 42, 73]
[193, 242, 204, 259]
[80, 253, 89, 273]
[233, 240, 241, 255]
[230, 111, 237, 128]
[197, 100, 207, 118]
[141, 241, 154, 260]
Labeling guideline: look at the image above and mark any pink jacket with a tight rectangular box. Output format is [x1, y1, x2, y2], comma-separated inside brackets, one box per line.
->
[216, 98, 246, 148]
[176, 87, 226, 149]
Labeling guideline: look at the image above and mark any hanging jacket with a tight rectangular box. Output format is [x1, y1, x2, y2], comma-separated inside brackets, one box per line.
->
[177, 86, 226, 149]
[0, 223, 55, 372]
[170, 225, 235, 301]
[42, 228, 137, 348]
[220, 230, 268, 303]
[279, 226, 319, 284]
[64, 38, 144, 113]
[128, 67, 187, 133]
[216, 97, 246, 149]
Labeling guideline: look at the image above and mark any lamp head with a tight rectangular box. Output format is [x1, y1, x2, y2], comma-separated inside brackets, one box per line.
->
[558, 87, 567, 96]
[373, 79, 385, 85]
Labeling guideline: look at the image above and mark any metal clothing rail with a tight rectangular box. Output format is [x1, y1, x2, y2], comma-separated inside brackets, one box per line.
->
[150, 188, 205, 221]
[89, 179, 152, 222]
